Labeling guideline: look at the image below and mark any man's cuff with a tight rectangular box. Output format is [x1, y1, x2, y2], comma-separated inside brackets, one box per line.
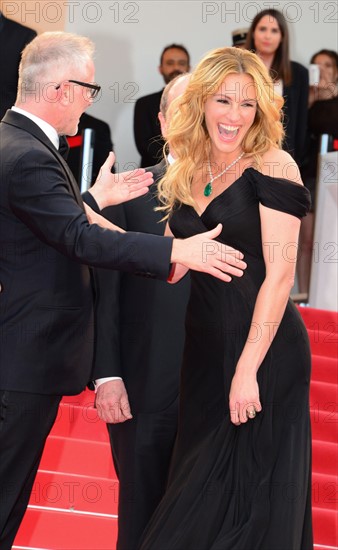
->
[93, 377, 122, 393]
[82, 190, 100, 212]
[167, 263, 176, 282]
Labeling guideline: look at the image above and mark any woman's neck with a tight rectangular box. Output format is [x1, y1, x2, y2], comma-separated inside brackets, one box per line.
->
[257, 51, 275, 70]
[209, 148, 243, 167]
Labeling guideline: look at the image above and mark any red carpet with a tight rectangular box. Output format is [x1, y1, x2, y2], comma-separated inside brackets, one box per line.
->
[304, 307, 338, 550]
[13, 306, 338, 549]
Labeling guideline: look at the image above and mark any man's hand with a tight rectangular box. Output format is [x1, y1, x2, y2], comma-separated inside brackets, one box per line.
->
[88, 152, 154, 210]
[171, 224, 246, 282]
[95, 379, 133, 424]
[84, 203, 125, 232]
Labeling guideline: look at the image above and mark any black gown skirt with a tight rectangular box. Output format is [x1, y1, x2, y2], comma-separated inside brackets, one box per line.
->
[140, 168, 313, 550]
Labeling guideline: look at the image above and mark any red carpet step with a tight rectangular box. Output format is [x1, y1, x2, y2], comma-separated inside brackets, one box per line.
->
[310, 408, 338, 443]
[39, 436, 115, 478]
[30, 470, 119, 515]
[311, 355, 337, 384]
[15, 507, 117, 550]
[299, 307, 338, 550]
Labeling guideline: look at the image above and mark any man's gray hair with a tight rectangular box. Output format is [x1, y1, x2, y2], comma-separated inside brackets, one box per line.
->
[17, 32, 95, 101]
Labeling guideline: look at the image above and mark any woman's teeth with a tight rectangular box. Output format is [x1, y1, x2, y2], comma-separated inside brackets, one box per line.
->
[218, 124, 239, 138]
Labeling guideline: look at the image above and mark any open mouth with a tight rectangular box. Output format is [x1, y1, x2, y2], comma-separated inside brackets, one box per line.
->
[218, 124, 240, 139]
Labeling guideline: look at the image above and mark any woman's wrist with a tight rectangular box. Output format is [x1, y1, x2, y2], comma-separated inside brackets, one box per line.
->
[235, 361, 259, 376]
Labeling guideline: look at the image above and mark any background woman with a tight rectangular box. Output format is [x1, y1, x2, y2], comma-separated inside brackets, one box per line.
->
[297, 49, 338, 295]
[245, 8, 309, 166]
[140, 46, 312, 550]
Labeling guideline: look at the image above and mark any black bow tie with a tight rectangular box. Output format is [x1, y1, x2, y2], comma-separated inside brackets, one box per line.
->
[58, 135, 70, 160]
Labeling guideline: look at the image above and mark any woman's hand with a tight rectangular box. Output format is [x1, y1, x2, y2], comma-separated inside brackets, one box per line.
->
[229, 368, 262, 425]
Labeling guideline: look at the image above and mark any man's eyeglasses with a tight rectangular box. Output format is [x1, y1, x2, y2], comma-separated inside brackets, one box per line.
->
[55, 80, 101, 99]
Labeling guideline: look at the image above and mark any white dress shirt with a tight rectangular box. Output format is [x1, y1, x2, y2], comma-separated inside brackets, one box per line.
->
[12, 106, 59, 149]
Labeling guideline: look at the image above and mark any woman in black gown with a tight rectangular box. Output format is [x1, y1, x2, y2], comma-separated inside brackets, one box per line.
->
[140, 47, 313, 550]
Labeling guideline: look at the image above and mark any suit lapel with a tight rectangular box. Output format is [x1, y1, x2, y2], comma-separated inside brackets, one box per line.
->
[145, 158, 167, 207]
[53, 147, 84, 206]
[2, 110, 84, 207]
[151, 158, 167, 183]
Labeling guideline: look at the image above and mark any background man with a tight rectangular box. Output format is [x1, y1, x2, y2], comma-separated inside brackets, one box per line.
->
[133, 43, 190, 167]
[94, 74, 191, 550]
[0, 32, 245, 549]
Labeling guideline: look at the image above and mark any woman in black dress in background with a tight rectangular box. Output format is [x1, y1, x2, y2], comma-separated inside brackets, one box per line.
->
[140, 47, 313, 550]
[245, 9, 309, 166]
[297, 49, 338, 295]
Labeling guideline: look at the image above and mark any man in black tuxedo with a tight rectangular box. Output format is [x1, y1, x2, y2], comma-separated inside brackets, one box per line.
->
[0, 32, 246, 549]
[0, 13, 36, 119]
[93, 74, 192, 550]
[133, 43, 190, 167]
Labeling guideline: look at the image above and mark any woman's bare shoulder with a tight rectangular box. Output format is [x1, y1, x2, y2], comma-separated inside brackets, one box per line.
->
[259, 148, 303, 184]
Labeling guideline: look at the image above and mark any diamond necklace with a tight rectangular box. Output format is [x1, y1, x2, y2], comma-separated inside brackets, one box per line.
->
[204, 152, 245, 197]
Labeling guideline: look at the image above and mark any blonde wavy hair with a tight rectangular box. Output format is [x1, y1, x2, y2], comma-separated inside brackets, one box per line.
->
[158, 46, 284, 216]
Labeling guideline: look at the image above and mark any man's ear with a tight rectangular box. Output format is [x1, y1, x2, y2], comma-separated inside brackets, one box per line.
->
[57, 81, 72, 105]
[158, 111, 167, 139]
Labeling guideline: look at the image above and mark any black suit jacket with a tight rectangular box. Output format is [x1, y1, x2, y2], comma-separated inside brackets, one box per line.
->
[0, 111, 173, 396]
[0, 16, 37, 119]
[133, 90, 165, 167]
[283, 61, 309, 166]
[92, 159, 191, 413]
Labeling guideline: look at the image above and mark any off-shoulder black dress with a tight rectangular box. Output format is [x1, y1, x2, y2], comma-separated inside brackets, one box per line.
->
[140, 168, 313, 550]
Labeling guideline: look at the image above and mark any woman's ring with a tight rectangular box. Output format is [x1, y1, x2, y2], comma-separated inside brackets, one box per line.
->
[247, 409, 256, 419]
